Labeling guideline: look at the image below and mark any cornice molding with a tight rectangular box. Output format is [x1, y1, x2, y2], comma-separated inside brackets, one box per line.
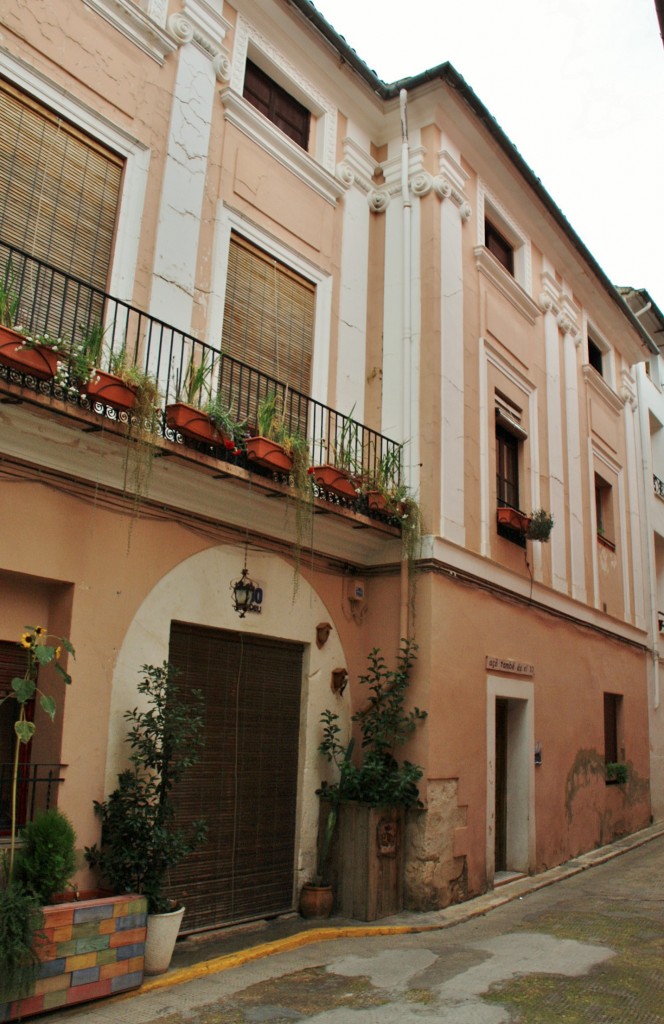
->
[538, 271, 580, 340]
[434, 149, 471, 221]
[336, 138, 379, 194]
[620, 369, 637, 410]
[475, 247, 540, 325]
[583, 364, 626, 413]
[220, 88, 345, 205]
[167, 0, 231, 80]
[83, 0, 177, 63]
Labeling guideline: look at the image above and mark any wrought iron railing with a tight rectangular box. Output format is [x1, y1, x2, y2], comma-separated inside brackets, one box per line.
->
[0, 763, 65, 833]
[654, 475, 664, 500]
[0, 240, 400, 489]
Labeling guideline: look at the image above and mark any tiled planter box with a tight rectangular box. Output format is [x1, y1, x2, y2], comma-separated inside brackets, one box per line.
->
[0, 894, 147, 1022]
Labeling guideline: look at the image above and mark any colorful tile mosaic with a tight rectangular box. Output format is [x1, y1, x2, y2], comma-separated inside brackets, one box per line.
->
[1, 894, 146, 1022]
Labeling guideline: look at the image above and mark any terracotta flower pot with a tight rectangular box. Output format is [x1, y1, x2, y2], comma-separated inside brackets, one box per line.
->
[166, 402, 224, 445]
[299, 883, 333, 919]
[310, 464, 359, 500]
[85, 369, 138, 411]
[245, 435, 293, 473]
[0, 326, 61, 380]
[496, 506, 531, 533]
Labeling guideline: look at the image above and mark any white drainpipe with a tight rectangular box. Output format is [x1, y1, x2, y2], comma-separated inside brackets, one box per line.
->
[400, 88, 413, 485]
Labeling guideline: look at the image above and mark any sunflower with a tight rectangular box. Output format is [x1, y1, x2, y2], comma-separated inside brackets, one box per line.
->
[20, 631, 33, 649]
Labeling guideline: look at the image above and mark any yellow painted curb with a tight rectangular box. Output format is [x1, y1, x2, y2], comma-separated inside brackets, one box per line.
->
[139, 923, 441, 995]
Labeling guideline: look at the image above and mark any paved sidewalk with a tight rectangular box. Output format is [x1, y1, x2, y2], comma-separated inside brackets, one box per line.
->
[38, 821, 664, 1022]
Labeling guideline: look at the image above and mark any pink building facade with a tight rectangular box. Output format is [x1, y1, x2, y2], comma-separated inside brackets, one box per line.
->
[0, 0, 654, 929]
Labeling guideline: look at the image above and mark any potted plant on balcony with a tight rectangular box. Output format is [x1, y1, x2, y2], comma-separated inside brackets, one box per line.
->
[85, 662, 207, 975]
[315, 640, 427, 921]
[496, 505, 532, 533]
[165, 352, 221, 445]
[309, 408, 362, 501]
[0, 626, 75, 1011]
[246, 392, 296, 473]
[526, 508, 554, 542]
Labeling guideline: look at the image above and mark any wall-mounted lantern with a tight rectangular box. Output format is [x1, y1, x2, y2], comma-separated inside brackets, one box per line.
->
[230, 565, 263, 617]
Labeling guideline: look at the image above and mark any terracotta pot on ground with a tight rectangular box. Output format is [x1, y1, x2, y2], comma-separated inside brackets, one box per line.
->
[0, 326, 60, 380]
[299, 883, 334, 919]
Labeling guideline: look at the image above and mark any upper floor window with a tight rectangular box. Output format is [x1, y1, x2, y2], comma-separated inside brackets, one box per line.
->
[222, 233, 314, 398]
[595, 472, 615, 548]
[0, 77, 122, 294]
[485, 218, 514, 276]
[588, 337, 604, 376]
[243, 60, 310, 150]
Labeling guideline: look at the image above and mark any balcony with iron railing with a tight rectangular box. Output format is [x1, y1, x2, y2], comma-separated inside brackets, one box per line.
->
[0, 241, 403, 529]
[0, 762, 65, 835]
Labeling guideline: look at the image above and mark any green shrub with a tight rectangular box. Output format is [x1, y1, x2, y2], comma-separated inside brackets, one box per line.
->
[14, 809, 76, 904]
[0, 881, 42, 1003]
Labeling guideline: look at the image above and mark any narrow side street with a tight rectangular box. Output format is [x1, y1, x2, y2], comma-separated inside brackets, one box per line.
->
[41, 831, 664, 1024]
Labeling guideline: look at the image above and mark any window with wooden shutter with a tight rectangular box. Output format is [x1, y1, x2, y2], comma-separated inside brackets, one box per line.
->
[222, 233, 314, 396]
[0, 77, 123, 292]
[243, 60, 310, 150]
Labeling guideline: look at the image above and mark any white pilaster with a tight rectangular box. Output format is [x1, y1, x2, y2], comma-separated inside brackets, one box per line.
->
[150, 2, 230, 332]
[438, 151, 469, 545]
[563, 325, 586, 603]
[622, 371, 645, 627]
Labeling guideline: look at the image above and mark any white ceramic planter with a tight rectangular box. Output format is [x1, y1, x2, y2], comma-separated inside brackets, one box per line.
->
[144, 905, 185, 975]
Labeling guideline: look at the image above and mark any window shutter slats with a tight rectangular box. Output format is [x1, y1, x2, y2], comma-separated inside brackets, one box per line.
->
[222, 234, 314, 396]
[0, 77, 122, 294]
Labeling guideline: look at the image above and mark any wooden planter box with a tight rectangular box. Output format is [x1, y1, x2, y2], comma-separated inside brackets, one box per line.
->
[0, 894, 147, 1022]
[335, 803, 405, 921]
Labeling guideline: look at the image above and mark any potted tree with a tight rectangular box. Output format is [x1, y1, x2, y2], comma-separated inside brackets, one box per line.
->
[85, 662, 207, 975]
[316, 640, 427, 921]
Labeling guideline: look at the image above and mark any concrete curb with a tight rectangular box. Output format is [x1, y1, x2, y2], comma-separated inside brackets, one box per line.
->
[134, 821, 664, 1000]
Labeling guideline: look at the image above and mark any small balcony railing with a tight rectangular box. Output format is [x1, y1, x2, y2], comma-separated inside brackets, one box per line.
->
[0, 763, 65, 834]
[654, 475, 664, 500]
[0, 240, 401, 496]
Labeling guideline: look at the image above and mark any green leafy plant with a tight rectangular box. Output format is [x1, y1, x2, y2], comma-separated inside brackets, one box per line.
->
[318, 639, 427, 811]
[69, 320, 107, 384]
[14, 809, 77, 905]
[605, 761, 628, 784]
[526, 508, 554, 542]
[0, 881, 42, 1003]
[0, 626, 74, 1006]
[0, 626, 74, 878]
[85, 662, 207, 914]
[204, 394, 247, 450]
[175, 351, 216, 406]
[0, 258, 20, 328]
[331, 406, 361, 474]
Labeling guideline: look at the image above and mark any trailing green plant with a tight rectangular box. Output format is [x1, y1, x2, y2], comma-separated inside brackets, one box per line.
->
[107, 345, 162, 513]
[318, 639, 427, 811]
[0, 879, 43, 1003]
[14, 809, 77, 905]
[0, 258, 20, 328]
[85, 662, 207, 914]
[526, 508, 554, 542]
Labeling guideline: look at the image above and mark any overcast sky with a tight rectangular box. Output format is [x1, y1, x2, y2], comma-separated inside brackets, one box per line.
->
[314, 0, 664, 315]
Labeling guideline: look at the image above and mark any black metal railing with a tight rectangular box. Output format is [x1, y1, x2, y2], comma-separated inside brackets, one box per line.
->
[0, 240, 400, 488]
[654, 474, 664, 500]
[0, 763, 65, 833]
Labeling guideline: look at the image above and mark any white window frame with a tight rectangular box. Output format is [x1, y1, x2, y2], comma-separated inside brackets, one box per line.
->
[474, 184, 538, 324]
[585, 319, 615, 388]
[0, 51, 150, 304]
[222, 15, 342, 205]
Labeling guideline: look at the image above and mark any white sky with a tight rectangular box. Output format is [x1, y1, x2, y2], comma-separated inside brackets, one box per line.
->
[314, 0, 664, 314]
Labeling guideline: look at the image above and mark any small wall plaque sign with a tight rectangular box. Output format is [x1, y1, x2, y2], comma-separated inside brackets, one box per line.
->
[486, 656, 534, 676]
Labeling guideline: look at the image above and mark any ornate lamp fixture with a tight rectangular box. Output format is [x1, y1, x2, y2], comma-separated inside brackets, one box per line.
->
[230, 548, 262, 617]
